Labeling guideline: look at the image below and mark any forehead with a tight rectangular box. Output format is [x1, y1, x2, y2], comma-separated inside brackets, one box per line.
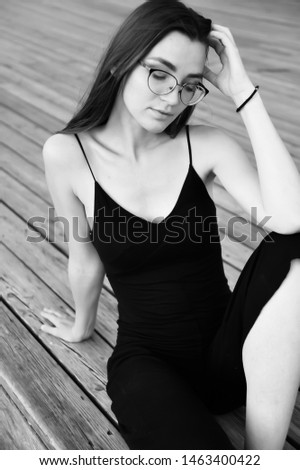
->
[145, 31, 207, 72]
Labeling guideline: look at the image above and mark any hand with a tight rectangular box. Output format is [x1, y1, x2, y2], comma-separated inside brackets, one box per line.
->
[40, 307, 93, 343]
[203, 24, 254, 102]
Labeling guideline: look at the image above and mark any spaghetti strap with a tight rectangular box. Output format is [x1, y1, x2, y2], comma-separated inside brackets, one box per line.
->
[74, 133, 96, 182]
[185, 125, 193, 166]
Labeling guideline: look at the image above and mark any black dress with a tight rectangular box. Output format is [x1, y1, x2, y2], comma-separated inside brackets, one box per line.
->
[74, 126, 300, 450]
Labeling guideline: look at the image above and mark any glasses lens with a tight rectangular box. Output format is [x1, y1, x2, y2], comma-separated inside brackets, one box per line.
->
[148, 70, 177, 95]
[181, 84, 206, 105]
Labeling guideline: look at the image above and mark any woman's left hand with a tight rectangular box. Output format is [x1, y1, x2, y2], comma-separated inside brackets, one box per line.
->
[203, 24, 254, 103]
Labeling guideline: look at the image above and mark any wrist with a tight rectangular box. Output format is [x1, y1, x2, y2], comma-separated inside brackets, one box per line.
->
[71, 326, 93, 342]
[236, 86, 259, 113]
[73, 315, 95, 339]
[231, 80, 256, 106]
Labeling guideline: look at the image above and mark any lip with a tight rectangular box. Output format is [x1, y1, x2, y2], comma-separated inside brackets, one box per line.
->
[150, 108, 173, 117]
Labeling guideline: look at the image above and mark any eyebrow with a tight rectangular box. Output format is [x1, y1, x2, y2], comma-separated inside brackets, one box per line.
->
[146, 57, 203, 79]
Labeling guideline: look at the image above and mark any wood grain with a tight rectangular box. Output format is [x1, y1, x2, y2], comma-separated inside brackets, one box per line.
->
[0, 384, 46, 450]
[0, 303, 127, 449]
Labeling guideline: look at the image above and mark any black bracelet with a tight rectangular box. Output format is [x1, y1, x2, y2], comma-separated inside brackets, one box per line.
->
[236, 85, 259, 113]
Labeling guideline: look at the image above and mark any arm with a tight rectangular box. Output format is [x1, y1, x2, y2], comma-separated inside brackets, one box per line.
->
[203, 24, 300, 234]
[233, 92, 300, 229]
[41, 133, 106, 342]
[67, 259, 105, 341]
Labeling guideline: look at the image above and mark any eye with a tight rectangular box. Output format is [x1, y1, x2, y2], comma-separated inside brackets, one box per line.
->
[151, 70, 169, 80]
[184, 84, 197, 93]
[186, 82, 204, 91]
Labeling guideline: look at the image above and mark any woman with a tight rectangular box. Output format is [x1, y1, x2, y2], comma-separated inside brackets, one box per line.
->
[41, 0, 300, 450]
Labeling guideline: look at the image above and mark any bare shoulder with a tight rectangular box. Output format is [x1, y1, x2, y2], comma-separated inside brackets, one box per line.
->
[188, 124, 245, 172]
[42, 133, 79, 168]
[189, 124, 240, 147]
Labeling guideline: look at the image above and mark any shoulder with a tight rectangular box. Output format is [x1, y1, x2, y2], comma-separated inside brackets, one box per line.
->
[42, 132, 88, 190]
[188, 124, 246, 171]
[42, 133, 80, 167]
[188, 124, 242, 151]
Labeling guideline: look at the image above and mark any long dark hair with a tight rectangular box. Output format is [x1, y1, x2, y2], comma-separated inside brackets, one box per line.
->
[61, 0, 212, 138]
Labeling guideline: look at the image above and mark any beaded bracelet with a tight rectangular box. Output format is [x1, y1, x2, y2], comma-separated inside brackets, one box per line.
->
[236, 86, 260, 113]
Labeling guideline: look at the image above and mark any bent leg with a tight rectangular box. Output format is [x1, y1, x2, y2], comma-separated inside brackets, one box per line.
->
[106, 352, 234, 450]
[242, 258, 300, 449]
[203, 231, 300, 448]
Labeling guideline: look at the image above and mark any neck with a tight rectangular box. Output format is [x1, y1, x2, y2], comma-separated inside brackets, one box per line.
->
[99, 93, 168, 162]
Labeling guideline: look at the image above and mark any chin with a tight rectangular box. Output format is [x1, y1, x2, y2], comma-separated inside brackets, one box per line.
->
[140, 116, 174, 134]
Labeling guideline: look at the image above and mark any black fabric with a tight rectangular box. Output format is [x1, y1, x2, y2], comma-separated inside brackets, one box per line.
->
[75, 127, 300, 450]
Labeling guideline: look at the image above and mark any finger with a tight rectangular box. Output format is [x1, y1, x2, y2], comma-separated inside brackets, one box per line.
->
[209, 30, 235, 50]
[208, 31, 239, 66]
[40, 311, 61, 325]
[211, 24, 236, 44]
[41, 308, 62, 318]
[202, 65, 219, 87]
[40, 323, 60, 337]
[208, 36, 224, 56]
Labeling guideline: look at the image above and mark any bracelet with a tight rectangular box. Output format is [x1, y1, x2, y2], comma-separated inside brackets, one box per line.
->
[236, 85, 259, 113]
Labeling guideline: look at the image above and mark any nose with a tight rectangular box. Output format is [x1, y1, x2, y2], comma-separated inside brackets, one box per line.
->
[160, 86, 181, 106]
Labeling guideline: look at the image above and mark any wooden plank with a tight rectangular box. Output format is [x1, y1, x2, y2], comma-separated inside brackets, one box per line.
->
[0, 106, 50, 145]
[0, 89, 63, 134]
[0, 83, 70, 123]
[0, 123, 45, 168]
[0, 302, 127, 449]
[8, 0, 121, 34]
[0, 383, 46, 450]
[0, 243, 116, 415]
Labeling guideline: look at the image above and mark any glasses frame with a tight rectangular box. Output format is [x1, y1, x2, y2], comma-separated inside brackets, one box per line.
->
[139, 60, 209, 106]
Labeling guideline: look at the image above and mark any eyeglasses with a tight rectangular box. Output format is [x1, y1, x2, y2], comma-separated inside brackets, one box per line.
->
[139, 61, 209, 106]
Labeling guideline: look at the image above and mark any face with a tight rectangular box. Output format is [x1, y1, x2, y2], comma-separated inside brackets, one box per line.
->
[121, 31, 208, 133]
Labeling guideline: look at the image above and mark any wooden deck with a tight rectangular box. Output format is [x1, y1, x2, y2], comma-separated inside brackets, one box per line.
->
[1, 0, 300, 450]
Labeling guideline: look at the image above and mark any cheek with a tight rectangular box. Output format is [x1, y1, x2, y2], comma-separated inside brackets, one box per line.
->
[121, 74, 186, 130]
[122, 74, 151, 113]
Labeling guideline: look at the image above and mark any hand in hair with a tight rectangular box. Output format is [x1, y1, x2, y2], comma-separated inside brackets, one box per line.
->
[203, 24, 254, 102]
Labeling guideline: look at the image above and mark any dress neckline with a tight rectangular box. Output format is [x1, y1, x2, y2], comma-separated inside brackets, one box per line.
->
[90, 162, 193, 234]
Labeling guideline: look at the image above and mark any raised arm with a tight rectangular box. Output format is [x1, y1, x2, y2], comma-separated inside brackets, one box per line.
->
[203, 24, 300, 234]
[41, 133, 106, 342]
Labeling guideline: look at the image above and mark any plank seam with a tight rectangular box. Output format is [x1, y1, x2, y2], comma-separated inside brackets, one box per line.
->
[1, 296, 120, 432]
[0, 380, 48, 449]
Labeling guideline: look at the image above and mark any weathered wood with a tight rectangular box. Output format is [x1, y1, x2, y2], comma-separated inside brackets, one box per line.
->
[0, 90, 62, 134]
[0, 384, 46, 450]
[0, 303, 127, 449]
[0, 106, 50, 145]
[0, 244, 116, 417]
